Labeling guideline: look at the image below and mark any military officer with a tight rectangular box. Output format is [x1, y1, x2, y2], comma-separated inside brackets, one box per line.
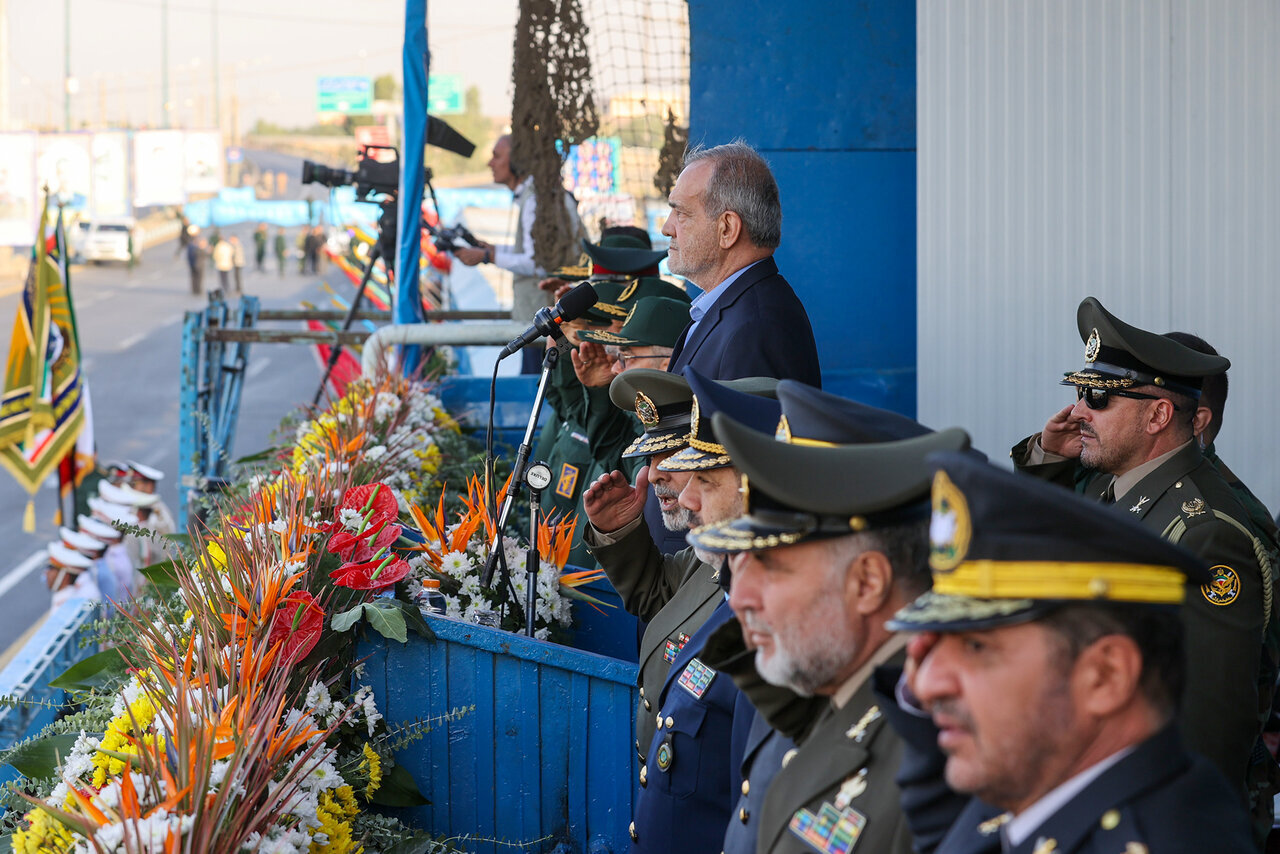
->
[888, 451, 1254, 854]
[694, 380, 940, 854]
[1011, 297, 1272, 815]
[125, 459, 177, 536]
[46, 542, 99, 609]
[688, 398, 970, 854]
[583, 370, 779, 767]
[586, 370, 781, 853]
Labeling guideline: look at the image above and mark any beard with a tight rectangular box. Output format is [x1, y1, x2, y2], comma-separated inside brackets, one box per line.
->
[654, 484, 696, 531]
[742, 596, 855, 696]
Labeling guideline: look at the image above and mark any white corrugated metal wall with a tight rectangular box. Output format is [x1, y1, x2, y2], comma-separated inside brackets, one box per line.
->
[917, 0, 1280, 512]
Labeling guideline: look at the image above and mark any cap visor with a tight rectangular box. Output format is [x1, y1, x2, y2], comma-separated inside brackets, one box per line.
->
[1060, 370, 1137, 389]
[579, 329, 641, 346]
[886, 591, 1044, 633]
[656, 445, 731, 471]
[622, 430, 689, 459]
[686, 517, 810, 554]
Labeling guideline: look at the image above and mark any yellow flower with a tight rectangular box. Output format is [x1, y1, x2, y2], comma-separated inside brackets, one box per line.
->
[13, 806, 77, 853]
[309, 786, 362, 853]
[358, 743, 382, 797]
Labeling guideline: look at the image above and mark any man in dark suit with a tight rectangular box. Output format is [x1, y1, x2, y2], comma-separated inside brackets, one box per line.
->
[887, 451, 1254, 853]
[661, 142, 821, 386]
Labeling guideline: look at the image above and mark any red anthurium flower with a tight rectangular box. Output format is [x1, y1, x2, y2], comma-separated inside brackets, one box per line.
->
[342, 482, 398, 526]
[328, 522, 402, 563]
[329, 555, 411, 591]
[267, 591, 324, 662]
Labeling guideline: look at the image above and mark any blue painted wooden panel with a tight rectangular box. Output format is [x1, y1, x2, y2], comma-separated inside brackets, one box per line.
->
[686, 0, 917, 417]
[363, 615, 638, 853]
[567, 575, 640, 664]
[688, 0, 916, 151]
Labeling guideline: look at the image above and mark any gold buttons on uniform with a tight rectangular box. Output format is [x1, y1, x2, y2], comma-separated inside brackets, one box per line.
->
[639, 764, 648, 787]
[1100, 810, 1120, 830]
[656, 713, 663, 729]
[741, 779, 750, 796]
[639, 687, 645, 697]
[644, 699, 652, 711]
[629, 821, 638, 842]
[665, 716, 674, 729]
[739, 807, 749, 823]
[782, 748, 799, 768]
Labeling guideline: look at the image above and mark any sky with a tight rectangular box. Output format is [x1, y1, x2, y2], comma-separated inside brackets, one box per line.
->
[5, 0, 520, 130]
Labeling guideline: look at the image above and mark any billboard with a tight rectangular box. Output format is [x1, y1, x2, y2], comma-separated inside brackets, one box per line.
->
[183, 130, 223, 195]
[564, 136, 621, 196]
[317, 76, 372, 115]
[36, 134, 93, 212]
[91, 132, 129, 218]
[133, 129, 186, 207]
[428, 73, 464, 114]
[0, 134, 37, 245]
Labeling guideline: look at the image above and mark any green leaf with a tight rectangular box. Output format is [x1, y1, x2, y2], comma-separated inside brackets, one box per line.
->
[330, 604, 365, 633]
[5, 733, 85, 779]
[234, 447, 279, 464]
[49, 648, 130, 692]
[368, 762, 429, 807]
[363, 600, 407, 643]
[160, 533, 192, 550]
[383, 599, 435, 641]
[137, 559, 180, 589]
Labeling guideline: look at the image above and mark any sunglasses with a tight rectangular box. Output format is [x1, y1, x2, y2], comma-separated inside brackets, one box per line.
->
[1076, 386, 1184, 411]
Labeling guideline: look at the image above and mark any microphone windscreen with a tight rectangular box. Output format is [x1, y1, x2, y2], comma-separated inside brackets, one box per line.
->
[556, 282, 599, 321]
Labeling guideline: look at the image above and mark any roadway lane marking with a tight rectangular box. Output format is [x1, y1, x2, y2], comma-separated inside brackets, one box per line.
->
[246, 357, 272, 380]
[117, 331, 147, 351]
[0, 550, 49, 599]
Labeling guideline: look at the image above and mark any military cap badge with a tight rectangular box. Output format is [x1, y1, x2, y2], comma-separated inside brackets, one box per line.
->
[1084, 327, 1101, 363]
[929, 470, 971, 571]
[634, 392, 660, 429]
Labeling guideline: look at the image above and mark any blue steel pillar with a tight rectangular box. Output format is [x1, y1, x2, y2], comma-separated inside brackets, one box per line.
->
[686, 0, 916, 415]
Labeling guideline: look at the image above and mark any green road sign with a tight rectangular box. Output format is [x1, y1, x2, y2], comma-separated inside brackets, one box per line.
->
[428, 73, 464, 114]
[317, 76, 373, 115]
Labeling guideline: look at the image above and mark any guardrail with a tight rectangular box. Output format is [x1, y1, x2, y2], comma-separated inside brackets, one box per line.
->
[0, 599, 99, 769]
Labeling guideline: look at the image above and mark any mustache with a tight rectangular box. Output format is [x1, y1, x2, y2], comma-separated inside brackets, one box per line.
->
[653, 484, 681, 500]
[929, 698, 975, 730]
[741, 610, 771, 635]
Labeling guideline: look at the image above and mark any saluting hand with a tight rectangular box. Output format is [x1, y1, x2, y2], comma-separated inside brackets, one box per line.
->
[571, 341, 617, 388]
[583, 466, 650, 534]
[903, 631, 941, 711]
[1040, 404, 1084, 458]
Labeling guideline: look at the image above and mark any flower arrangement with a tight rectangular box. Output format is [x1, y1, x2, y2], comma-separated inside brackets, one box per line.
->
[5, 369, 611, 852]
[404, 475, 605, 640]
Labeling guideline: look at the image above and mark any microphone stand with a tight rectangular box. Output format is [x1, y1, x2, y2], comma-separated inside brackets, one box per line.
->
[525, 477, 544, 637]
[480, 329, 570, 596]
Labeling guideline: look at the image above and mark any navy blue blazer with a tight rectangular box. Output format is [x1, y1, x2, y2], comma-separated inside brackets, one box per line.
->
[667, 257, 822, 387]
[876, 666, 1254, 854]
[631, 599, 743, 854]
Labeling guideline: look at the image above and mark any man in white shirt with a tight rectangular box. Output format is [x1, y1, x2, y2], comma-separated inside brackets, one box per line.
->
[454, 134, 586, 371]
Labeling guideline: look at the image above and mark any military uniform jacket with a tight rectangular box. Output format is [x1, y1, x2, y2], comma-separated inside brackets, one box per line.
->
[701, 617, 825, 854]
[929, 725, 1253, 854]
[630, 600, 743, 854]
[584, 522, 723, 757]
[754, 650, 915, 854]
[1013, 438, 1269, 793]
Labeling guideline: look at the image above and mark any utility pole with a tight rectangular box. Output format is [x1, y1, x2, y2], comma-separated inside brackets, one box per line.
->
[0, 0, 10, 130]
[211, 0, 220, 134]
[161, 0, 169, 127]
[63, 0, 70, 130]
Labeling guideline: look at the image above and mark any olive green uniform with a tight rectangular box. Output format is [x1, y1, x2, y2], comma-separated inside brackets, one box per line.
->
[1014, 437, 1271, 800]
[534, 354, 639, 567]
[583, 520, 722, 759]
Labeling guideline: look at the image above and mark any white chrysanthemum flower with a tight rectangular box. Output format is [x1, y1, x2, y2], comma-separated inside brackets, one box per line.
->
[440, 551, 471, 578]
[267, 519, 288, 534]
[366, 444, 387, 461]
[535, 627, 551, 641]
[304, 681, 331, 716]
[338, 507, 363, 532]
[95, 821, 126, 852]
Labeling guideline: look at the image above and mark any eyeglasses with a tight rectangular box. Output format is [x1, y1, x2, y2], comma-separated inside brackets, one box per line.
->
[614, 352, 669, 370]
[1076, 386, 1184, 411]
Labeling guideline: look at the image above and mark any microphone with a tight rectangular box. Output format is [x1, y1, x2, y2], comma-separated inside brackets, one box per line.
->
[498, 282, 598, 359]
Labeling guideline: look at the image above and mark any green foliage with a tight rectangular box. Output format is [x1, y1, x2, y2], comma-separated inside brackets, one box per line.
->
[48, 647, 130, 692]
[368, 763, 429, 807]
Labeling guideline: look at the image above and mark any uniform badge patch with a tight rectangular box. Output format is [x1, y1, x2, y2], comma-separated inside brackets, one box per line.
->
[844, 706, 882, 742]
[1202, 565, 1240, 606]
[788, 802, 867, 854]
[929, 472, 971, 571]
[1181, 498, 1207, 518]
[677, 657, 716, 699]
[555, 464, 580, 499]
[662, 632, 691, 663]
[834, 769, 868, 808]
[655, 739, 674, 771]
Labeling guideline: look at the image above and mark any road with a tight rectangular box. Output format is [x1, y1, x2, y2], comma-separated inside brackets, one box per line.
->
[0, 215, 349, 654]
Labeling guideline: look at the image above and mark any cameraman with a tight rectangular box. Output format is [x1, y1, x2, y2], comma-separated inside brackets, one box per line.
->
[455, 134, 586, 370]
